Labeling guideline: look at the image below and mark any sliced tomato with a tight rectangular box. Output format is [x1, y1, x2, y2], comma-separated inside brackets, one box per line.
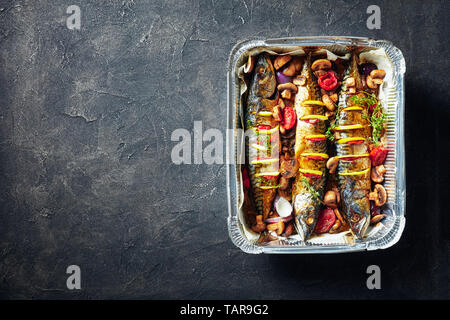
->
[258, 124, 271, 130]
[302, 172, 322, 179]
[369, 146, 388, 166]
[315, 207, 336, 233]
[318, 71, 338, 91]
[347, 139, 365, 145]
[305, 155, 327, 160]
[281, 107, 296, 130]
[301, 118, 319, 125]
[306, 136, 327, 141]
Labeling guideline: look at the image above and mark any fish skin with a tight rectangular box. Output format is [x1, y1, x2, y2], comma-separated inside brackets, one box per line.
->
[292, 52, 327, 241]
[335, 52, 371, 239]
[245, 54, 280, 220]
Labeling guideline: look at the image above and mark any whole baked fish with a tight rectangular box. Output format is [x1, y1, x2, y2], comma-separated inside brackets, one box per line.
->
[292, 52, 328, 241]
[335, 52, 372, 239]
[245, 54, 280, 220]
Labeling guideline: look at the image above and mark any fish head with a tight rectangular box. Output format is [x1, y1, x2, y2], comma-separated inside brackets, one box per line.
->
[250, 54, 276, 99]
[343, 188, 370, 239]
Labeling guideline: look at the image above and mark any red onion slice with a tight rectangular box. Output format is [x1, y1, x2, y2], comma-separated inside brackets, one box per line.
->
[276, 71, 292, 84]
[265, 215, 293, 224]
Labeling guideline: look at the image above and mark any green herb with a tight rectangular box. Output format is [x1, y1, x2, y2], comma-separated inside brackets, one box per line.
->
[246, 119, 252, 129]
[326, 108, 340, 141]
[368, 104, 386, 146]
[301, 177, 322, 203]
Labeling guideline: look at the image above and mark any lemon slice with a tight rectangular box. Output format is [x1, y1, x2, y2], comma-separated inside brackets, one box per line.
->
[255, 171, 280, 177]
[338, 168, 370, 176]
[301, 153, 329, 160]
[336, 137, 366, 144]
[334, 124, 364, 130]
[299, 168, 323, 176]
[336, 154, 369, 160]
[305, 134, 327, 140]
[301, 100, 325, 107]
[250, 158, 278, 165]
[257, 125, 279, 134]
[260, 185, 280, 189]
[342, 106, 363, 112]
[251, 143, 268, 151]
[300, 115, 328, 121]
[258, 111, 273, 116]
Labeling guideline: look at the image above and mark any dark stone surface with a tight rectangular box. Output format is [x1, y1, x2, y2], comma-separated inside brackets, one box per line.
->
[0, 0, 448, 299]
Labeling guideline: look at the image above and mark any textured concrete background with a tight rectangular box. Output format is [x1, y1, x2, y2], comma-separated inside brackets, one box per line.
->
[0, 0, 448, 299]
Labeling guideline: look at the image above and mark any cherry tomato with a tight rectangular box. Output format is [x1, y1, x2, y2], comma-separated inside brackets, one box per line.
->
[318, 71, 338, 91]
[369, 146, 388, 166]
[281, 107, 296, 130]
[258, 124, 271, 130]
[315, 207, 336, 233]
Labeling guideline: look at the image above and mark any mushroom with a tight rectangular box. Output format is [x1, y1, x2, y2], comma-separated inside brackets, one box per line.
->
[251, 215, 266, 233]
[293, 75, 306, 86]
[326, 157, 339, 174]
[329, 219, 341, 234]
[332, 187, 341, 204]
[345, 77, 355, 87]
[371, 164, 386, 183]
[282, 62, 297, 77]
[292, 58, 302, 72]
[322, 94, 336, 111]
[244, 55, 255, 74]
[329, 93, 338, 103]
[277, 82, 298, 93]
[314, 70, 328, 78]
[366, 75, 378, 89]
[267, 221, 285, 235]
[370, 69, 386, 84]
[369, 184, 387, 206]
[281, 89, 292, 100]
[311, 59, 332, 71]
[323, 190, 338, 209]
[273, 105, 282, 122]
[274, 55, 292, 70]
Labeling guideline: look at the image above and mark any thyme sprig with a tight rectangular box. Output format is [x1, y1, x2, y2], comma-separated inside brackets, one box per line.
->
[301, 177, 323, 204]
[349, 92, 386, 146]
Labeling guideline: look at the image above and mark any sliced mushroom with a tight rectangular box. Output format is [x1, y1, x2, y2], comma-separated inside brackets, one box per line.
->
[371, 164, 386, 183]
[311, 59, 332, 71]
[244, 55, 255, 74]
[292, 58, 302, 72]
[370, 69, 386, 80]
[326, 157, 339, 174]
[369, 184, 387, 206]
[332, 187, 340, 204]
[293, 75, 306, 86]
[322, 94, 336, 111]
[282, 62, 297, 77]
[251, 215, 266, 233]
[329, 93, 338, 103]
[274, 55, 292, 70]
[277, 82, 298, 93]
[267, 221, 285, 235]
[366, 75, 378, 89]
[281, 89, 292, 100]
[329, 219, 341, 234]
[370, 214, 385, 225]
[345, 77, 355, 87]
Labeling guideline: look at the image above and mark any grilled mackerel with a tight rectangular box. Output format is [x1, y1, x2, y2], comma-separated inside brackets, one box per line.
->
[292, 53, 328, 241]
[335, 52, 372, 239]
[245, 54, 280, 220]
